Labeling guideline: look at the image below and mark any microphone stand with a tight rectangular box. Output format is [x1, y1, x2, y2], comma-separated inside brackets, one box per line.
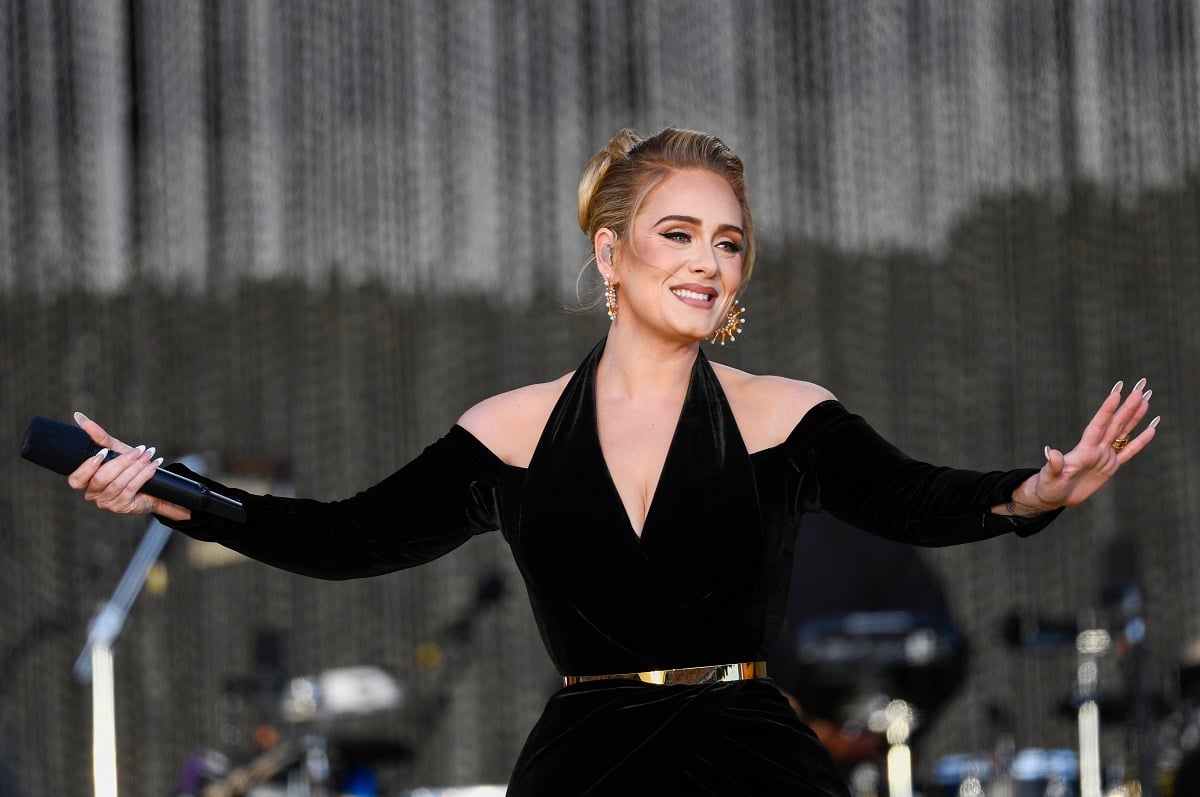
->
[74, 454, 208, 797]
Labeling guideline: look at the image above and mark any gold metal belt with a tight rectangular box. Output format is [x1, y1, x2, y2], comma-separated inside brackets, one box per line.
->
[562, 660, 766, 687]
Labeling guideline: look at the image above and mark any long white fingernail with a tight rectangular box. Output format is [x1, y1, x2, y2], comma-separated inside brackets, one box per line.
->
[1111, 380, 1123, 394]
[95, 448, 109, 460]
[145, 446, 156, 459]
[1150, 416, 1161, 428]
[134, 444, 146, 454]
[152, 457, 163, 467]
[74, 411, 89, 426]
[1044, 445, 1051, 460]
[1134, 377, 1147, 392]
[1142, 389, 1152, 402]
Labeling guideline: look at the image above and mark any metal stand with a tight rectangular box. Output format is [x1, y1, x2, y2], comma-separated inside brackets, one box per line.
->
[1075, 613, 1110, 797]
[90, 642, 118, 797]
[75, 454, 208, 797]
[884, 699, 915, 797]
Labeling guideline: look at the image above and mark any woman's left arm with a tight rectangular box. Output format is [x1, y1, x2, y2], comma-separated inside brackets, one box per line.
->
[789, 379, 1158, 547]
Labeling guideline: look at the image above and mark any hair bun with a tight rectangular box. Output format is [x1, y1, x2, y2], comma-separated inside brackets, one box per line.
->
[577, 128, 643, 233]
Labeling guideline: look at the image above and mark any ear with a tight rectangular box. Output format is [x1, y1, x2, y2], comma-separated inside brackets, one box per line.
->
[593, 228, 617, 277]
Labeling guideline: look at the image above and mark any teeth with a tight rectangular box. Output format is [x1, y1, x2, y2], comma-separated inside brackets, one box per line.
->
[673, 289, 712, 301]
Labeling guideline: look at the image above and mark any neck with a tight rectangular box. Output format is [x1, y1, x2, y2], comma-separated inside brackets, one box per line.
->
[598, 322, 700, 399]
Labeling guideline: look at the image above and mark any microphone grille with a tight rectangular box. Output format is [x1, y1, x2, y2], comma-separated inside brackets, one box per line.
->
[20, 416, 99, 476]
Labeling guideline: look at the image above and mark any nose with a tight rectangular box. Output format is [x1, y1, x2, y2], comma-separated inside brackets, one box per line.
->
[689, 247, 719, 277]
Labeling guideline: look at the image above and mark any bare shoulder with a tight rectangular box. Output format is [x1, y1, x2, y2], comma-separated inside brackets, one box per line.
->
[710, 363, 838, 453]
[456, 372, 573, 467]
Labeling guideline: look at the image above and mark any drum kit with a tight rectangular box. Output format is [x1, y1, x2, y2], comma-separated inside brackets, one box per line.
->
[779, 589, 1200, 797]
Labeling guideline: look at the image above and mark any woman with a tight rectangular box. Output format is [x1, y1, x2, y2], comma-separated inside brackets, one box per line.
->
[68, 127, 1158, 795]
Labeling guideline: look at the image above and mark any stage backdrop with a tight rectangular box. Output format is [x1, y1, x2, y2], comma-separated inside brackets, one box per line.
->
[2, 1, 1198, 794]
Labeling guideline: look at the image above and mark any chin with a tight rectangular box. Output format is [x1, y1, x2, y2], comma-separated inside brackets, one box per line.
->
[663, 313, 716, 337]
[673, 325, 717, 343]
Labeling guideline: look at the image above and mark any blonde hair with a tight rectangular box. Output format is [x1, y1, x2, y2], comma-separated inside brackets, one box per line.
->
[577, 127, 757, 294]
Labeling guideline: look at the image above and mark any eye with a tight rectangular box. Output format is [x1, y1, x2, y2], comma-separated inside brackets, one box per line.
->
[717, 240, 743, 254]
[662, 231, 691, 243]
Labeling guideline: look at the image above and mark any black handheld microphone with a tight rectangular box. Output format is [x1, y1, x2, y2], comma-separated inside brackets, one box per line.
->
[20, 416, 247, 523]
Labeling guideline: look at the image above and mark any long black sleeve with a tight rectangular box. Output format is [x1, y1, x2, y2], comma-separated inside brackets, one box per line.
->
[788, 400, 1062, 546]
[158, 425, 504, 579]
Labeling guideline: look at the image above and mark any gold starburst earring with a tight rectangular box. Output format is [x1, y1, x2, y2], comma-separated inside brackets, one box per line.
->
[709, 299, 746, 346]
[604, 274, 618, 321]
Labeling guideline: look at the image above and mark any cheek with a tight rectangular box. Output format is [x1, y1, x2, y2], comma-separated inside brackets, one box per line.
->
[640, 247, 688, 275]
[724, 259, 745, 286]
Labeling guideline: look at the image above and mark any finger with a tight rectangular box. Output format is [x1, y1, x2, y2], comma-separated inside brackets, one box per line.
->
[109, 458, 163, 514]
[67, 446, 111, 490]
[1043, 445, 1065, 476]
[93, 463, 154, 513]
[90, 445, 154, 506]
[1117, 389, 1152, 435]
[82, 444, 144, 497]
[1114, 416, 1160, 463]
[1106, 377, 1151, 438]
[1079, 383, 1125, 447]
[73, 411, 131, 454]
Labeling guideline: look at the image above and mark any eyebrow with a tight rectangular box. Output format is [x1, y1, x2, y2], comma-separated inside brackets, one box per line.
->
[652, 214, 744, 237]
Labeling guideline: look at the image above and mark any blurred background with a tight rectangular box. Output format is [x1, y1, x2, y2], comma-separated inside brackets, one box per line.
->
[2, 1, 1198, 795]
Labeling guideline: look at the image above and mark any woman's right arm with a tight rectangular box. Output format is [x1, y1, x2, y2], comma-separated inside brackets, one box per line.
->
[67, 413, 504, 580]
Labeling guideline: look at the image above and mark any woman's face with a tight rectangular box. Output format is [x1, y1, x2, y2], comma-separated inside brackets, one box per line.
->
[607, 168, 745, 343]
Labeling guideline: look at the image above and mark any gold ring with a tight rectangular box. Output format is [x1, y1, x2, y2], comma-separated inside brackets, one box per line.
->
[1111, 435, 1131, 451]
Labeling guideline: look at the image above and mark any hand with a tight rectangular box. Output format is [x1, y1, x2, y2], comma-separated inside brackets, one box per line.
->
[1007, 379, 1160, 514]
[66, 412, 191, 521]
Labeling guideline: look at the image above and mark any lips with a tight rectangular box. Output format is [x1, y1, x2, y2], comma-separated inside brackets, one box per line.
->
[670, 284, 717, 306]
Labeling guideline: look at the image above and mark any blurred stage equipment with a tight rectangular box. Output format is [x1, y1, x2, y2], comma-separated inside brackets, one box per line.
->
[183, 663, 409, 797]
[1074, 613, 1109, 797]
[770, 514, 971, 797]
[931, 746, 1079, 797]
[785, 609, 967, 797]
[279, 665, 404, 724]
[179, 569, 508, 796]
[179, 735, 412, 797]
[997, 609, 1122, 796]
[1156, 641, 1200, 797]
[73, 453, 210, 797]
[996, 535, 1166, 797]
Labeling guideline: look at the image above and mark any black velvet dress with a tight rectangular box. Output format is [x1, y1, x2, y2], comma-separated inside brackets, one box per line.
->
[163, 338, 1060, 795]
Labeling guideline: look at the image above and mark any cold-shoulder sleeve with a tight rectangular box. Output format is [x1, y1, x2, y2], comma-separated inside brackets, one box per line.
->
[158, 425, 504, 579]
[783, 400, 1062, 546]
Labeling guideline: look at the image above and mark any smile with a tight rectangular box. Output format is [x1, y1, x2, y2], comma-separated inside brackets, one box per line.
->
[671, 288, 715, 302]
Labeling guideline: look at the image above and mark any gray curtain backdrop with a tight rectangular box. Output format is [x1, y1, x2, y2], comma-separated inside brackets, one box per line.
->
[2, 1, 1198, 794]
